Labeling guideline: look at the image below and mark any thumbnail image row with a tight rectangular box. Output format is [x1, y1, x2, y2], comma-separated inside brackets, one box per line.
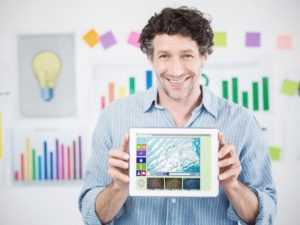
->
[145, 177, 200, 190]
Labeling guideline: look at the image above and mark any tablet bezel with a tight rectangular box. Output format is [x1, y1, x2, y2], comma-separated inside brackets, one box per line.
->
[129, 128, 219, 197]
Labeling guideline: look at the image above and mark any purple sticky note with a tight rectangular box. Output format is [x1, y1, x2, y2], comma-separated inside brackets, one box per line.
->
[127, 31, 140, 48]
[99, 31, 117, 49]
[246, 32, 261, 47]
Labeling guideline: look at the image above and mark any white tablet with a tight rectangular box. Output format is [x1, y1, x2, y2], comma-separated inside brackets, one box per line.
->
[129, 128, 219, 197]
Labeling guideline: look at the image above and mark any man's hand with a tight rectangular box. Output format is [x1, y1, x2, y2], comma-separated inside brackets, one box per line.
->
[218, 132, 242, 190]
[108, 134, 130, 191]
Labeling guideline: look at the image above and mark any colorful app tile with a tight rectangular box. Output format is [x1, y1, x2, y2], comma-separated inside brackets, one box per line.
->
[137, 157, 146, 163]
[136, 144, 141, 150]
[141, 144, 147, 150]
[137, 137, 147, 144]
[136, 163, 146, 170]
[137, 150, 146, 156]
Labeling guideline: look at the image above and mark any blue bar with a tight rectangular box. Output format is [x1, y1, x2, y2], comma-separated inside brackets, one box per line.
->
[44, 141, 48, 180]
[146, 70, 152, 89]
[38, 156, 42, 180]
[50, 152, 54, 180]
[56, 140, 59, 180]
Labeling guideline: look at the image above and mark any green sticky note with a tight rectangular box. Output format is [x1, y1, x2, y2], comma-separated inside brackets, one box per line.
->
[280, 79, 299, 96]
[269, 146, 282, 161]
[213, 32, 227, 47]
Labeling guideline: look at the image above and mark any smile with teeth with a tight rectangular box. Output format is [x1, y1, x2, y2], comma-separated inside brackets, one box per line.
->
[166, 77, 190, 85]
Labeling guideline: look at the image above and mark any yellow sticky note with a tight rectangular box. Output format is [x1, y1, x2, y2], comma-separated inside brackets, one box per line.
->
[280, 79, 299, 96]
[213, 32, 227, 47]
[83, 29, 99, 47]
[277, 35, 292, 50]
[269, 146, 282, 161]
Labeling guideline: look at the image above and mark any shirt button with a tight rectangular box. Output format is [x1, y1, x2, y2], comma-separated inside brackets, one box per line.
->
[171, 198, 176, 204]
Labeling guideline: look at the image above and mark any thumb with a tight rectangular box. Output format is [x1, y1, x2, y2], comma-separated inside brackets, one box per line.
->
[218, 132, 225, 149]
[120, 133, 129, 153]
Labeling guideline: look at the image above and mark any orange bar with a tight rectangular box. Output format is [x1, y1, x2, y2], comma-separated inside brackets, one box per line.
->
[108, 83, 115, 103]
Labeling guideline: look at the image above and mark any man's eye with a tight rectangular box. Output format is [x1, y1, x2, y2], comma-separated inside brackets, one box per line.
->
[184, 54, 193, 58]
[159, 55, 168, 59]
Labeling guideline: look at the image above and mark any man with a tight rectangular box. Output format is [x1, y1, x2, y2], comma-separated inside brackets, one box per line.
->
[79, 7, 276, 225]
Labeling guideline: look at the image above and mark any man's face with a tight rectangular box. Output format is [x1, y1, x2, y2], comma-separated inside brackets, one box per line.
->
[149, 34, 207, 102]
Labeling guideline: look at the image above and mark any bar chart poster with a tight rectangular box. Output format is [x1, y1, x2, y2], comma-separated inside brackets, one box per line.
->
[12, 126, 90, 184]
[202, 55, 273, 113]
[92, 64, 156, 116]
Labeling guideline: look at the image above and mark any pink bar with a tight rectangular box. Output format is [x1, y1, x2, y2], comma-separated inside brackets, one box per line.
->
[15, 171, 19, 181]
[67, 146, 71, 180]
[101, 96, 106, 110]
[61, 144, 65, 180]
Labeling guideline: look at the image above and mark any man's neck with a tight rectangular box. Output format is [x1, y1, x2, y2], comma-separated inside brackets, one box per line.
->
[157, 87, 202, 127]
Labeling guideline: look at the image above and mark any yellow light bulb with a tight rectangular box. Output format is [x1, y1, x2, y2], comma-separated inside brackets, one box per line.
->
[32, 51, 62, 101]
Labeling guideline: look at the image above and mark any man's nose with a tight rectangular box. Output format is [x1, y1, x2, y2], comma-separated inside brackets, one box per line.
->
[169, 58, 184, 76]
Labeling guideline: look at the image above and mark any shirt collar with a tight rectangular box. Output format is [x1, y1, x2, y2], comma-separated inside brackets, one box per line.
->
[142, 85, 219, 119]
[201, 85, 219, 119]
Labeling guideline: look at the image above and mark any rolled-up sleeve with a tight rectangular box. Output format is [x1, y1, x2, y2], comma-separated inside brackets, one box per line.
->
[227, 114, 277, 225]
[78, 107, 126, 225]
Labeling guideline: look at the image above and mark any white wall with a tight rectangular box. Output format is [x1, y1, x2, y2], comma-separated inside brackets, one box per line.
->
[0, 0, 299, 225]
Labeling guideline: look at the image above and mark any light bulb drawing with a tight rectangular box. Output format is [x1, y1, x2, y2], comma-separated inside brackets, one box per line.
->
[32, 50, 62, 101]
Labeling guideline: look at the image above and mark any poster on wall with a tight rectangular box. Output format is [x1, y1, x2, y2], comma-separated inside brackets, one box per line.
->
[12, 125, 90, 184]
[18, 34, 76, 117]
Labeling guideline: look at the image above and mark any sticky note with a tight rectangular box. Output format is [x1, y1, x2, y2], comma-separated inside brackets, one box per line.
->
[277, 35, 292, 50]
[99, 31, 117, 49]
[269, 146, 282, 161]
[82, 29, 99, 47]
[128, 31, 140, 48]
[213, 32, 227, 47]
[245, 32, 260, 47]
[280, 79, 299, 96]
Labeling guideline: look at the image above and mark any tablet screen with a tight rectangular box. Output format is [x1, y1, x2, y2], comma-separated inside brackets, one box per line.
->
[129, 128, 219, 197]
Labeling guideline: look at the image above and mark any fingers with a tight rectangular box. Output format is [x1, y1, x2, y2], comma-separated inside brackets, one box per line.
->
[108, 157, 128, 170]
[218, 156, 239, 168]
[109, 149, 129, 161]
[108, 166, 129, 183]
[218, 144, 235, 159]
[219, 162, 241, 180]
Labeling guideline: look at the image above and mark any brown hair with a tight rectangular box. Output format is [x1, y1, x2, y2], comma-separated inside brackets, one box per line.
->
[139, 6, 214, 57]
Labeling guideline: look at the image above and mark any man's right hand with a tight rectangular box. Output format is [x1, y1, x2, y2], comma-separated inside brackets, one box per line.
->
[108, 134, 130, 191]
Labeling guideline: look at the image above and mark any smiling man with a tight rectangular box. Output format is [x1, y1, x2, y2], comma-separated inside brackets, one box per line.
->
[79, 7, 277, 225]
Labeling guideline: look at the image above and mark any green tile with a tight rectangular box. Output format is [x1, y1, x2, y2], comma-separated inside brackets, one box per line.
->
[280, 79, 299, 96]
[269, 146, 282, 161]
[213, 32, 227, 47]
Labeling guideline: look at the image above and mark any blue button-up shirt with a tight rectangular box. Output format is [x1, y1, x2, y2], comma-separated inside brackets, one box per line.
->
[79, 85, 276, 225]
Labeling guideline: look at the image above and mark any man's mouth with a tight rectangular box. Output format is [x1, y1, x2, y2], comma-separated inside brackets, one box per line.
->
[165, 77, 190, 86]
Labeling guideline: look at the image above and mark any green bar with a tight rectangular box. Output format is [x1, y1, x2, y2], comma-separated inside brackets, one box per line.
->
[252, 82, 259, 111]
[232, 77, 238, 103]
[262, 77, 269, 110]
[32, 149, 36, 180]
[201, 136, 211, 191]
[242, 91, 248, 108]
[222, 81, 228, 99]
[129, 77, 135, 94]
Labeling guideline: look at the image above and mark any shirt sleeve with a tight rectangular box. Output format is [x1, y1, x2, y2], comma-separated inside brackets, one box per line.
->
[78, 108, 126, 225]
[226, 114, 277, 225]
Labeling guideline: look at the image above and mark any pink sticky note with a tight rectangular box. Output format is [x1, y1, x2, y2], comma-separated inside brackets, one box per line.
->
[277, 35, 292, 50]
[127, 31, 140, 48]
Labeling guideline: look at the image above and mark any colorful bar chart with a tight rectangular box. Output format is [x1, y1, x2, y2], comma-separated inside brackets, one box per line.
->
[222, 77, 269, 111]
[98, 69, 154, 111]
[13, 128, 86, 183]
